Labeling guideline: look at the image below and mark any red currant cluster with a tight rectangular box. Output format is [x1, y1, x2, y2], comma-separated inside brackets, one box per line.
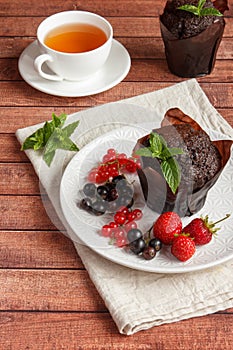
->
[101, 206, 143, 248]
[88, 148, 141, 184]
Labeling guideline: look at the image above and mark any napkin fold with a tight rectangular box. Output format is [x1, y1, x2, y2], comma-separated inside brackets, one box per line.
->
[16, 79, 233, 335]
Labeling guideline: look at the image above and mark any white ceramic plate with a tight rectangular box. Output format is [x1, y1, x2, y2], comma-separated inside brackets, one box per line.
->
[60, 125, 233, 273]
[18, 39, 131, 97]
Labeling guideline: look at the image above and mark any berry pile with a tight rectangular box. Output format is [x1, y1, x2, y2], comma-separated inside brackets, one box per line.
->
[80, 174, 135, 215]
[101, 206, 143, 248]
[79, 148, 141, 216]
[100, 206, 162, 260]
[152, 212, 230, 261]
[87, 148, 141, 184]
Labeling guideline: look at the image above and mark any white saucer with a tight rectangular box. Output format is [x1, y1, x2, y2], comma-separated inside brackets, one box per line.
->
[18, 39, 131, 97]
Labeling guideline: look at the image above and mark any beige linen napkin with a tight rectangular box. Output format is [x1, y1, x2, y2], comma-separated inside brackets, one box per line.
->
[16, 79, 233, 335]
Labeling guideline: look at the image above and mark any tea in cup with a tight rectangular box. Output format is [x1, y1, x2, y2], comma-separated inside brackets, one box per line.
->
[34, 11, 113, 81]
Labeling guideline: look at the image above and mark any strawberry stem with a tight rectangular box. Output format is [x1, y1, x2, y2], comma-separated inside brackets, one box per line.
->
[213, 213, 231, 225]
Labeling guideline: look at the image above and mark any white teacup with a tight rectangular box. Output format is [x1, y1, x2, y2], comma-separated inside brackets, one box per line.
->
[34, 11, 113, 81]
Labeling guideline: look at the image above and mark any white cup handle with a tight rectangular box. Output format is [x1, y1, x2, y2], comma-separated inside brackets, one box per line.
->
[34, 54, 63, 81]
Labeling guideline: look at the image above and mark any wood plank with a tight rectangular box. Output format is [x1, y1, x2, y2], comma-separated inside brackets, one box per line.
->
[0, 269, 106, 311]
[1, 36, 233, 60]
[0, 0, 161, 17]
[1, 82, 233, 109]
[0, 231, 82, 268]
[0, 0, 232, 17]
[0, 312, 232, 349]
[0, 107, 232, 134]
[0, 195, 57, 230]
[0, 134, 29, 162]
[0, 107, 84, 132]
[0, 17, 233, 38]
[2, 56, 233, 82]
[0, 163, 39, 194]
[128, 59, 233, 83]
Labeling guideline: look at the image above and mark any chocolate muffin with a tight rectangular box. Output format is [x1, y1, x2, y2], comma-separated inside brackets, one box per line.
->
[160, 0, 227, 77]
[156, 124, 221, 190]
[134, 108, 232, 217]
[160, 0, 224, 39]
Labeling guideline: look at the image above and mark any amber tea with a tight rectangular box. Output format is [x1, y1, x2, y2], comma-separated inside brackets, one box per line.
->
[44, 23, 108, 53]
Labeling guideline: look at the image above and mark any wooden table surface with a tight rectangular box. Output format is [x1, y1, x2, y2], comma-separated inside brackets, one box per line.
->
[1, 1, 233, 349]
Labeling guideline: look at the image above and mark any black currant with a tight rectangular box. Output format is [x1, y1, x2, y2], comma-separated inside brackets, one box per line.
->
[127, 228, 143, 243]
[142, 246, 156, 260]
[129, 238, 146, 255]
[79, 197, 93, 212]
[112, 174, 126, 185]
[91, 199, 108, 216]
[149, 238, 162, 252]
[83, 183, 96, 197]
[97, 185, 109, 200]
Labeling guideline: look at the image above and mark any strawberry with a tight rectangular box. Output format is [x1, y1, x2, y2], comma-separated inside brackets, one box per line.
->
[153, 211, 182, 245]
[171, 234, 196, 262]
[183, 214, 230, 245]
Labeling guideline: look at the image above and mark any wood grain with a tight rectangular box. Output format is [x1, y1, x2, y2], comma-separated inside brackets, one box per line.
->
[0, 269, 106, 311]
[1, 0, 233, 347]
[0, 231, 81, 268]
[0, 313, 232, 350]
[0, 107, 232, 134]
[0, 82, 233, 108]
[0, 195, 57, 230]
[1, 17, 233, 38]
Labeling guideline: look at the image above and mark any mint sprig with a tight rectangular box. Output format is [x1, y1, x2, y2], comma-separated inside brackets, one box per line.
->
[178, 0, 223, 17]
[21, 113, 79, 166]
[136, 132, 183, 194]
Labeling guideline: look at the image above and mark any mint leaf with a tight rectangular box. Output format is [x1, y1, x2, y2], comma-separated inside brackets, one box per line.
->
[62, 120, 80, 137]
[52, 112, 67, 128]
[160, 147, 184, 159]
[21, 113, 80, 166]
[177, 0, 223, 17]
[135, 131, 183, 193]
[199, 0, 206, 10]
[178, 4, 200, 16]
[149, 132, 163, 156]
[135, 148, 153, 157]
[161, 158, 181, 194]
[43, 150, 56, 167]
[201, 8, 223, 16]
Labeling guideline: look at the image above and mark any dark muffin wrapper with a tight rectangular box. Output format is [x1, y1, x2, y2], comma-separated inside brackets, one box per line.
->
[160, 19, 225, 78]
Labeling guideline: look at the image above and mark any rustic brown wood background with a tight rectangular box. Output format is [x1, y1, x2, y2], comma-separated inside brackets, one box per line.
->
[0, 1, 232, 349]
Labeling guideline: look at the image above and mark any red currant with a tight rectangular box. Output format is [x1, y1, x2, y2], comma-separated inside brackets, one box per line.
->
[115, 237, 128, 248]
[125, 160, 137, 173]
[118, 206, 129, 216]
[114, 212, 127, 225]
[101, 225, 113, 237]
[132, 208, 143, 221]
[117, 153, 127, 159]
[114, 227, 126, 240]
[107, 148, 116, 157]
[124, 221, 137, 232]
[109, 221, 118, 228]
[87, 168, 99, 183]
[126, 212, 136, 222]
